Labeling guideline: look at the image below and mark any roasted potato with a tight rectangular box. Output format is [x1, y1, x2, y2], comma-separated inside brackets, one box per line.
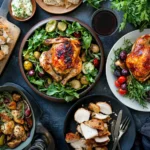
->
[7, 101, 16, 110]
[7, 139, 21, 148]
[88, 103, 100, 113]
[23, 61, 33, 71]
[80, 76, 89, 85]
[12, 93, 21, 101]
[90, 44, 100, 53]
[70, 80, 81, 90]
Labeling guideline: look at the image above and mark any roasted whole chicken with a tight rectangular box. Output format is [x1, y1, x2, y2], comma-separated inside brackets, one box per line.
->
[39, 37, 82, 85]
[126, 34, 150, 82]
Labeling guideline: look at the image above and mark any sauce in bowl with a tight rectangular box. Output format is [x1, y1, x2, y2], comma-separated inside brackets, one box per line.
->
[92, 9, 118, 36]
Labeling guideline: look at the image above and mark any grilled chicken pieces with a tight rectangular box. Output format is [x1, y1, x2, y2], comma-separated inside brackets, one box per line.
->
[39, 37, 82, 85]
[126, 34, 150, 82]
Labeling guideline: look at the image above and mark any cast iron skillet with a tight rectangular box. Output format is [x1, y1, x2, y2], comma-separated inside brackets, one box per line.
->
[19, 16, 105, 102]
[0, 84, 35, 150]
[63, 95, 136, 150]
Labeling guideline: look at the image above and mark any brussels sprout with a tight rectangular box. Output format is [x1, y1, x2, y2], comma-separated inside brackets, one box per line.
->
[80, 76, 89, 85]
[46, 20, 57, 32]
[34, 51, 41, 59]
[57, 22, 67, 31]
[90, 44, 100, 53]
[70, 80, 81, 90]
[24, 61, 33, 71]
[82, 62, 94, 74]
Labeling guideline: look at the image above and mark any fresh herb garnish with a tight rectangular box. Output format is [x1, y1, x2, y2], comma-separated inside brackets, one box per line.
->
[111, 0, 150, 31]
[83, 0, 105, 9]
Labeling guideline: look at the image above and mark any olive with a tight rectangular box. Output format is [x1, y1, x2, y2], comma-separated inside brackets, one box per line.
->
[121, 83, 127, 90]
[4, 98, 10, 104]
[120, 51, 127, 60]
[24, 61, 33, 71]
[28, 70, 35, 76]
[114, 69, 121, 77]
[34, 51, 41, 59]
[38, 71, 45, 77]
[121, 69, 129, 76]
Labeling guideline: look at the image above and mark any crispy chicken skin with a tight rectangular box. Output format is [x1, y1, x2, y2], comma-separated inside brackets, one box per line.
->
[65, 132, 80, 143]
[126, 34, 150, 82]
[40, 37, 82, 85]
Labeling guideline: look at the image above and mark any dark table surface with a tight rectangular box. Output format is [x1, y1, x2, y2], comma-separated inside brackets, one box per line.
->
[0, 1, 150, 150]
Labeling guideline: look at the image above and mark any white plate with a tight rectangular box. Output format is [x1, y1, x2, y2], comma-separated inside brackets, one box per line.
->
[106, 29, 150, 112]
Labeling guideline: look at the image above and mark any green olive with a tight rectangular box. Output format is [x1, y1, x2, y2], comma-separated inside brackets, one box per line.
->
[70, 80, 81, 90]
[24, 61, 33, 71]
[24, 54, 30, 60]
[80, 76, 89, 85]
[90, 44, 100, 53]
[57, 22, 67, 31]
[0, 134, 5, 146]
[34, 51, 41, 59]
[46, 20, 57, 32]
[47, 78, 52, 85]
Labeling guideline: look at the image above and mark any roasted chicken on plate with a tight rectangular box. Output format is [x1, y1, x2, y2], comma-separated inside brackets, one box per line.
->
[39, 37, 82, 85]
[126, 34, 150, 82]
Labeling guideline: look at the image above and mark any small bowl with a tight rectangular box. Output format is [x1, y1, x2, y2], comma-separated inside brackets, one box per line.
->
[9, 0, 36, 22]
[91, 8, 119, 36]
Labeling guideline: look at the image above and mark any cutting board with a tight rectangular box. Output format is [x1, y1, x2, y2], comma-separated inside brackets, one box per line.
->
[0, 0, 20, 75]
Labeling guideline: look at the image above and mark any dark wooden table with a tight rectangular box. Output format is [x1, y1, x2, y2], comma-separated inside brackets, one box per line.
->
[0, 1, 149, 149]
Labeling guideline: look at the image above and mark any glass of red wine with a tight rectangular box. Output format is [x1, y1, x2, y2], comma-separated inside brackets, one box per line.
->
[92, 8, 119, 36]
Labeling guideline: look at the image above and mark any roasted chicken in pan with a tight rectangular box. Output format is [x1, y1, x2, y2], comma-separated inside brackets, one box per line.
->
[39, 37, 82, 85]
[126, 34, 150, 82]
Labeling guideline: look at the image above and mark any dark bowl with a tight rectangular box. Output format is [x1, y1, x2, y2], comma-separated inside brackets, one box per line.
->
[19, 16, 105, 102]
[63, 94, 136, 150]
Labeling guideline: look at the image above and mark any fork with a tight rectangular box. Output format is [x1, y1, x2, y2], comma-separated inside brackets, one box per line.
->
[111, 120, 121, 150]
[118, 117, 131, 140]
[112, 117, 131, 150]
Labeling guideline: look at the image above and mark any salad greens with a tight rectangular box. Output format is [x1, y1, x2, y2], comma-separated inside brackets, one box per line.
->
[83, 0, 105, 9]
[23, 20, 101, 102]
[111, 0, 150, 31]
[111, 39, 150, 107]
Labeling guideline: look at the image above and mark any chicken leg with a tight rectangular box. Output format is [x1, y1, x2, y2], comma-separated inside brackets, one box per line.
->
[39, 51, 62, 82]
[61, 57, 82, 85]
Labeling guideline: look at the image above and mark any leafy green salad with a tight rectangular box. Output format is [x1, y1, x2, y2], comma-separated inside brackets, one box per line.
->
[22, 20, 101, 102]
[111, 40, 150, 107]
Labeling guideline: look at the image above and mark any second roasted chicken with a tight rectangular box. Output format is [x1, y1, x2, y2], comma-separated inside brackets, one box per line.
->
[39, 37, 82, 85]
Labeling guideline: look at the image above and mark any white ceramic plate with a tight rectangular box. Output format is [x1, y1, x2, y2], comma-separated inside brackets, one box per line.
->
[106, 29, 150, 112]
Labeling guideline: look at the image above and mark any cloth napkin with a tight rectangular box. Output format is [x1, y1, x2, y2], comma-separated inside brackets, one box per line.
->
[132, 117, 150, 150]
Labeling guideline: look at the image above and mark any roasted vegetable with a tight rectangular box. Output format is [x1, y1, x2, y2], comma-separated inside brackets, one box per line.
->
[46, 20, 57, 32]
[82, 62, 94, 74]
[23, 61, 33, 71]
[12, 93, 21, 101]
[57, 22, 67, 31]
[7, 101, 16, 110]
[80, 76, 89, 85]
[88, 103, 100, 113]
[76, 73, 83, 80]
[0, 134, 5, 146]
[70, 80, 81, 90]
[34, 51, 41, 59]
[81, 52, 86, 62]
[1, 121, 15, 135]
[90, 44, 100, 53]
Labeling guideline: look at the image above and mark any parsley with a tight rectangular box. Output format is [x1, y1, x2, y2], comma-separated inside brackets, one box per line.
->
[83, 0, 106, 9]
[111, 0, 150, 31]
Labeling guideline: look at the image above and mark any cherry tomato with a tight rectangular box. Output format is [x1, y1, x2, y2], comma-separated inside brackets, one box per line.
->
[115, 80, 121, 88]
[73, 32, 81, 38]
[118, 88, 127, 95]
[118, 76, 127, 84]
[93, 58, 99, 67]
